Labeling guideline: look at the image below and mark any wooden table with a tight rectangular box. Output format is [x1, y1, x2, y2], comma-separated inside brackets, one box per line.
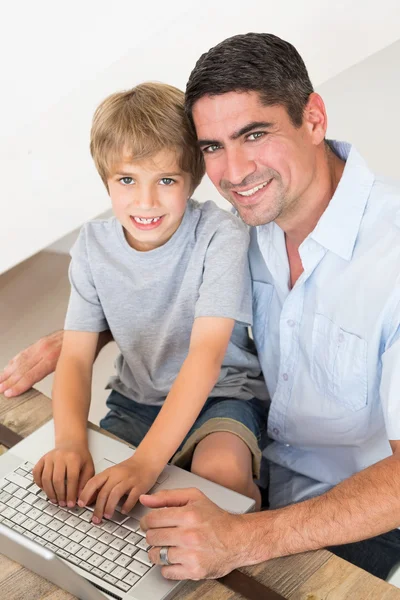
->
[1, 388, 400, 600]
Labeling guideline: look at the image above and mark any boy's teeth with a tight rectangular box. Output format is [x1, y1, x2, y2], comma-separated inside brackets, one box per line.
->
[133, 216, 161, 224]
[236, 180, 270, 197]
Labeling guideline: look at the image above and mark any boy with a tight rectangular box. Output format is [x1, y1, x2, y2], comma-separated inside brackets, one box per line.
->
[33, 82, 268, 523]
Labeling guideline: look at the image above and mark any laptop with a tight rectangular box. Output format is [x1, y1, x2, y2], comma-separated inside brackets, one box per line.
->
[0, 420, 255, 600]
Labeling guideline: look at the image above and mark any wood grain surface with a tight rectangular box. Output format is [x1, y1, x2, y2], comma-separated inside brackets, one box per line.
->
[1, 389, 400, 600]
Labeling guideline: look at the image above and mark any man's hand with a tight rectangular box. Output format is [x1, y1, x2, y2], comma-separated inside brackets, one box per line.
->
[0, 331, 63, 397]
[141, 488, 249, 580]
[78, 458, 159, 523]
[33, 441, 94, 507]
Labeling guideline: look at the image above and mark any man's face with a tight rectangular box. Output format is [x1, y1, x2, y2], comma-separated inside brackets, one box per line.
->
[192, 91, 320, 226]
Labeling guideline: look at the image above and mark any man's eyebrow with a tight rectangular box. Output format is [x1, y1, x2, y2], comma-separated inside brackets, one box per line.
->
[197, 121, 274, 147]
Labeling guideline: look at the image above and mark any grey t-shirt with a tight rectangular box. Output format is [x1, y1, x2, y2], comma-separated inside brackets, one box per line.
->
[65, 199, 267, 405]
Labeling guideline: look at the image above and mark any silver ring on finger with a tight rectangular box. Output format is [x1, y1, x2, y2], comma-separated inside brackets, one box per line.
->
[159, 546, 171, 566]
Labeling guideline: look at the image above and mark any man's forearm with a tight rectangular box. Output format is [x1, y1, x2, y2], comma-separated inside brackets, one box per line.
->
[241, 453, 400, 565]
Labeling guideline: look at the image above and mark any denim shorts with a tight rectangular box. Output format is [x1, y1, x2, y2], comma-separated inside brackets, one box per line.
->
[100, 390, 268, 478]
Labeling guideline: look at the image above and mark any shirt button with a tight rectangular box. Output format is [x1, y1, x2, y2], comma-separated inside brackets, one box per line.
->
[285, 443, 290, 447]
[273, 428, 279, 435]
[287, 319, 295, 327]
[338, 333, 345, 343]
[282, 373, 289, 381]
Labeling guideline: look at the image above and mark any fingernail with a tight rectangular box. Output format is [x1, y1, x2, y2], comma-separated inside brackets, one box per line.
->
[4, 390, 12, 397]
[67, 501, 75, 508]
[92, 516, 101, 524]
[104, 513, 111, 519]
[77, 500, 84, 507]
[50, 498, 57, 504]
[59, 501, 66, 507]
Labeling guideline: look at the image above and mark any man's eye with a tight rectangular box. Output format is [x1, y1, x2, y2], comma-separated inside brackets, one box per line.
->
[160, 178, 175, 185]
[120, 177, 134, 185]
[247, 132, 265, 141]
[203, 144, 222, 154]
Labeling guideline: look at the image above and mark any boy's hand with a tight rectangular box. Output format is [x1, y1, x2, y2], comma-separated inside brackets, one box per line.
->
[33, 441, 94, 507]
[78, 457, 159, 523]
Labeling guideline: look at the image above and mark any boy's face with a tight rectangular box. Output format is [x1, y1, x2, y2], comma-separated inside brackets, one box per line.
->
[107, 149, 192, 251]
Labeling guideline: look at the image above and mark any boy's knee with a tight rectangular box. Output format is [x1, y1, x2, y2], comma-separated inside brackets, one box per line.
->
[191, 452, 251, 489]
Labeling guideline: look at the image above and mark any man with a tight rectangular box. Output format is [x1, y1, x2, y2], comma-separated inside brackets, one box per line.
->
[2, 32, 400, 581]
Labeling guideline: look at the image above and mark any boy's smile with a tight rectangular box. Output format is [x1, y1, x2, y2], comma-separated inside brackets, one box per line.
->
[107, 149, 192, 251]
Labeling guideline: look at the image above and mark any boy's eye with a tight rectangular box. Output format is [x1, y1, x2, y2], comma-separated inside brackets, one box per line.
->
[202, 144, 222, 154]
[160, 178, 175, 185]
[120, 177, 134, 185]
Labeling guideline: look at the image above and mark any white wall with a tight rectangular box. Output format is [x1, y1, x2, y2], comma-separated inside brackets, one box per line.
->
[318, 39, 400, 180]
[1, 0, 400, 273]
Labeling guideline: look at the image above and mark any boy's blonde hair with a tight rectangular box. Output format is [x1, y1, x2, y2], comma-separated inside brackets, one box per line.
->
[90, 82, 205, 191]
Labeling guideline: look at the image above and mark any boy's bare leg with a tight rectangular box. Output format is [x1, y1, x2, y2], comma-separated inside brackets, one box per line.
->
[190, 432, 261, 510]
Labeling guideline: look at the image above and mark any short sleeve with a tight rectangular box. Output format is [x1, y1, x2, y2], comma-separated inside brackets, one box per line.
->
[195, 218, 252, 326]
[64, 225, 109, 332]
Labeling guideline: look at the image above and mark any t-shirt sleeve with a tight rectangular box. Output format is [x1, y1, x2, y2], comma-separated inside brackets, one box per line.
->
[64, 225, 109, 332]
[195, 218, 252, 326]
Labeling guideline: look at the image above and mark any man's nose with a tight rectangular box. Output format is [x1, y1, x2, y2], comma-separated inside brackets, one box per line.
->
[224, 147, 256, 186]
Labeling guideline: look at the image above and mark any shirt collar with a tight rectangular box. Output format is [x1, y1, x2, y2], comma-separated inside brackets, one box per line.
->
[310, 140, 375, 261]
[256, 140, 375, 262]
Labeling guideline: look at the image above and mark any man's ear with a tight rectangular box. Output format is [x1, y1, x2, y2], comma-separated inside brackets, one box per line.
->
[303, 93, 327, 146]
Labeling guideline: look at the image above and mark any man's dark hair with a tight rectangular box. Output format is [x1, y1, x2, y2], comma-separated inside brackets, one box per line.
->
[185, 32, 314, 128]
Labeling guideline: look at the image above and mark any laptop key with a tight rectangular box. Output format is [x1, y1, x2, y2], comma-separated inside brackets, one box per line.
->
[121, 543, 138, 558]
[56, 549, 70, 559]
[4, 483, 19, 495]
[68, 505, 86, 516]
[27, 483, 41, 495]
[43, 530, 59, 543]
[33, 498, 48, 511]
[32, 524, 48, 537]
[101, 521, 118, 534]
[81, 536, 97, 550]
[65, 515, 81, 528]
[98, 532, 115, 545]
[54, 509, 70, 522]
[135, 550, 152, 567]
[26, 508, 42, 520]
[88, 554, 105, 568]
[127, 559, 150, 577]
[110, 538, 127, 551]
[113, 526, 130, 539]
[124, 532, 140, 545]
[115, 554, 131, 568]
[99, 559, 116, 574]
[103, 574, 118, 585]
[87, 526, 103, 539]
[58, 525, 74, 537]
[77, 547, 93, 561]
[79, 510, 93, 522]
[45, 542, 57, 552]
[54, 535, 69, 549]
[137, 538, 151, 551]
[92, 541, 108, 555]
[122, 517, 140, 532]
[65, 541, 82, 554]
[0, 491, 11, 503]
[91, 567, 105, 579]
[14, 488, 29, 500]
[104, 547, 120, 561]
[44, 504, 59, 516]
[111, 565, 128, 580]
[69, 530, 86, 543]
[80, 561, 94, 573]
[17, 501, 31, 515]
[123, 572, 139, 586]
[3, 507, 17, 520]
[37, 513, 53, 526]
[5, 474, 31, 490]
[115, 580, 131, 592]
[48, 520, 63, 532]
[24, 493, 38, 505]
[76, 521, 92, 533]
[11, 512, 27, 526]
[68, 555, 82, 566]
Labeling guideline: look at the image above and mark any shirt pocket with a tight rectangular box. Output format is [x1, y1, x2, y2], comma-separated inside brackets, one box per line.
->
[311, 313, 368, 411]
[252, 281, 274, 352]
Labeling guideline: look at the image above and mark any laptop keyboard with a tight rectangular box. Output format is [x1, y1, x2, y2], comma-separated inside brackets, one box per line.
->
[0, 461, 161, 594]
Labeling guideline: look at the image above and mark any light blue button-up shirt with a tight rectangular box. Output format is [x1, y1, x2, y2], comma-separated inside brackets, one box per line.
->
[249, 140, 400, 508]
